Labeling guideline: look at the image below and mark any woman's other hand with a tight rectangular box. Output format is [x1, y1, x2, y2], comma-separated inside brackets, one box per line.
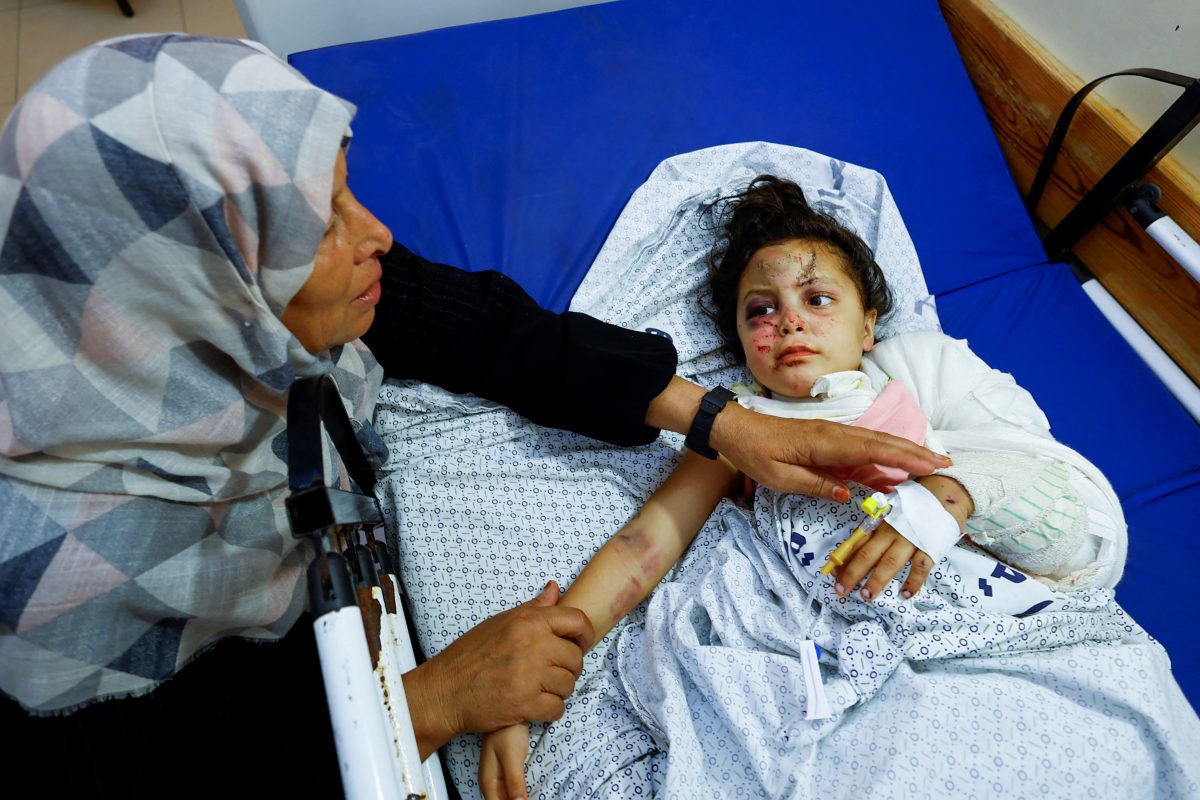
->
[402, 581, 593, 759]
[479, 722, 532, 800]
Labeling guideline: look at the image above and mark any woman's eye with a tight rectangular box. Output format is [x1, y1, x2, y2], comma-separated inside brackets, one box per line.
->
[746, 303, 775, 319]
[808, 294, 834, 308]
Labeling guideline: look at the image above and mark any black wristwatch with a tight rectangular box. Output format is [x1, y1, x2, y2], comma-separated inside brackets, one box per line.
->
[685, 386, 736, 459]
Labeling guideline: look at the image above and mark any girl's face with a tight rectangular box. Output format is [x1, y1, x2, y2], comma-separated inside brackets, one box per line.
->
[735, 238, 877, 399]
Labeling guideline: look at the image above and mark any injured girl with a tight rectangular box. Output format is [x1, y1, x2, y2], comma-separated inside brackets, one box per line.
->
[478, 175, 1200, 799]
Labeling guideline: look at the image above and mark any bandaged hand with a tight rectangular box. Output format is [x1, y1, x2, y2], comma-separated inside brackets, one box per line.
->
[833, 477, 973, 601]
[480, 722, 532, 800]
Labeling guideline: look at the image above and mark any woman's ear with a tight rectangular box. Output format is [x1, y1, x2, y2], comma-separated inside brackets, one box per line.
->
[862, 308, 878, 352]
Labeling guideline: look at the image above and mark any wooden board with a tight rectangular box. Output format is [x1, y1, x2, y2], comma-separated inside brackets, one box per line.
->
[939, 0, 1200, 386]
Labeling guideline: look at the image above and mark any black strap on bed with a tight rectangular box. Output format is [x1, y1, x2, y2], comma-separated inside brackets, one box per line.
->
[284, 375, 460, 797]
[1026, 68, 1200, 261]
[285, 375, 383, 536]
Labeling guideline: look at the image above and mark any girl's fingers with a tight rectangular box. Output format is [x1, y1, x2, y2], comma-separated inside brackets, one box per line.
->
[900, 551, 935, 599]
[834, 532, 893, 596]
[479, 742, 504, 800]
[499, 730, 530, 800]
[861, 540, 916, 601]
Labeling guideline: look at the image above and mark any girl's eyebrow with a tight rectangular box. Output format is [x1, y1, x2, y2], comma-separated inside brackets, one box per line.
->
[738, 286, 775, 301]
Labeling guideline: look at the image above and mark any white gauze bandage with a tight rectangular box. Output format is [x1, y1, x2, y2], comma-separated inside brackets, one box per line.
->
[884, 480, 962, 563]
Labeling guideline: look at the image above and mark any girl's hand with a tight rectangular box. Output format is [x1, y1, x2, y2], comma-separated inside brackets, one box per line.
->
[832, 521, 933, 601]
[479, 722, 531, 800]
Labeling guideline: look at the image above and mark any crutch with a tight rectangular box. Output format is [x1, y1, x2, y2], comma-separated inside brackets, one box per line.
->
[285, 374, 450, 800]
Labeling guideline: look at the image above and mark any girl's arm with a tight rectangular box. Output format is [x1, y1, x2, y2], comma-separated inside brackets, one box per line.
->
[479, 450, 739, 800]
[560, 449, 740, 644]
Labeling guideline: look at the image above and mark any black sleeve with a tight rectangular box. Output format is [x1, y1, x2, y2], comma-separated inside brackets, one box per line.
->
[362, 244, 678, 446]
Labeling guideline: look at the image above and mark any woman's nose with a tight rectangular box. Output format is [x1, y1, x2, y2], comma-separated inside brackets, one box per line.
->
[354, 205, 393, 261]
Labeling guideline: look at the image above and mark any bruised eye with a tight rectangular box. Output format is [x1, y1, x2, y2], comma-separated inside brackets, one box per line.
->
[745, 301, 776, 320]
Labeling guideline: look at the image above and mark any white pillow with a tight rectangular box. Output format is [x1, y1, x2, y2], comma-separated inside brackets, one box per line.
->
[572, 141, 940, 388]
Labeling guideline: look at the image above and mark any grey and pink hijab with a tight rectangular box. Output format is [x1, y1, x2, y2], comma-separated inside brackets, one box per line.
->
[0, 35, 382, 712]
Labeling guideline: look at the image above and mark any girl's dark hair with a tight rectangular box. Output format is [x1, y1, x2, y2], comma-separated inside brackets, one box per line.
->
[706, 175, 892, 362]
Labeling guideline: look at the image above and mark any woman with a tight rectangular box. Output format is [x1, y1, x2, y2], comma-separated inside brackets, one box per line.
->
[0, 35, 944, 795]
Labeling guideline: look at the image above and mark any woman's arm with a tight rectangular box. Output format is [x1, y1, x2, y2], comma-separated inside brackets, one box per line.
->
[364, 244, 675, 446]
[367, 247, 948, 496]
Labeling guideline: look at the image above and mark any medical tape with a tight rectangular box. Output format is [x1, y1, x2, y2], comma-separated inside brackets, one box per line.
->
[799, 640, 832, 720]
[883, 480, 962, 563]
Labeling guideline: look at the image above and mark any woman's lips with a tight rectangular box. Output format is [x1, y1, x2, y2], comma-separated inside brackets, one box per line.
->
[353, 279, 382, 306]
[352, 259, 384, 306]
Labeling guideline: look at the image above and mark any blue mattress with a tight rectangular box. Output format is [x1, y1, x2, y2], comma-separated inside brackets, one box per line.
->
[291, 0, 1200, 707]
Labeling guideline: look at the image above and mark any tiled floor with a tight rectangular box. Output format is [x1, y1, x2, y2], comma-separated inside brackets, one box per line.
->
[1, 0, 246, 125]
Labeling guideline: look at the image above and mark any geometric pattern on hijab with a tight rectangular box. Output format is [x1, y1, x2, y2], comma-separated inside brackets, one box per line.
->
[0, 34, 383, 713]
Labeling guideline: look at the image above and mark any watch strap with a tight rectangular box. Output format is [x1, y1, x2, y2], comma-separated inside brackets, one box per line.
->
[685, 386, 736, 459]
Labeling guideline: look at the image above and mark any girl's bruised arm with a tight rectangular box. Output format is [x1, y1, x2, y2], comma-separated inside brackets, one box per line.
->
[559, 451, 740, 645]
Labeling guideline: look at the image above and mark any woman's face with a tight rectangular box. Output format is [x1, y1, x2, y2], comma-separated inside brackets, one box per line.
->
[282, 150, 393, 353]
[735, 238, 877, 399]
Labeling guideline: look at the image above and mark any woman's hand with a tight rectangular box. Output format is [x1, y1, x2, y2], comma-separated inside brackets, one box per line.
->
[645, 377, 950, 503]
[402, 581, 593, 759]
[712, 401, 951, 501]
[832, 521, 934, 601]
[479, 723, 532, 800]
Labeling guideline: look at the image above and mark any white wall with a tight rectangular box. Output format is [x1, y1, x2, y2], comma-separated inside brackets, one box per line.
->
[992, 0, 1200, 180]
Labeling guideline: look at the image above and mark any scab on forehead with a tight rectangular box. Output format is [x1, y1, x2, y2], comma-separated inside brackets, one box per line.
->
[752, 244, 819, 283]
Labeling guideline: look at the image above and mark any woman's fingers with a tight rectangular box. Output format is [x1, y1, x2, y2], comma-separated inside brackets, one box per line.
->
[528, 691, 567, 723]
[804, 423, 950, 473]
[715, 408, 950, 498]
[770, 464, 850, 503]
[542, 664, 579, 701]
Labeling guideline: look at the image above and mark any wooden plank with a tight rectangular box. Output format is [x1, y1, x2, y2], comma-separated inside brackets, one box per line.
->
[939, 0, 1200, 386]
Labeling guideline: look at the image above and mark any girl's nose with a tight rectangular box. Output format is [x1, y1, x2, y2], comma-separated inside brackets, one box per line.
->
[780, 313, 804, 336]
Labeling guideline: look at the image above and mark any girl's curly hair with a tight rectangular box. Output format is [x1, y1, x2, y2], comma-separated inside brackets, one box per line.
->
[706, 175, 892, 363]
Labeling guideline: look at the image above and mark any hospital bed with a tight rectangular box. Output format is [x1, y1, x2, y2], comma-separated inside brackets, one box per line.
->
[277, 0, 1200, 792]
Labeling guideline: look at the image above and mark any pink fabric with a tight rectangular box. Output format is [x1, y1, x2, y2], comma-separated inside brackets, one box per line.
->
[831, 380, 928, 492]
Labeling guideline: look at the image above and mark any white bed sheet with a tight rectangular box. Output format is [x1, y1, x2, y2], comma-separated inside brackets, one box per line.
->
[370, 146, 1200, 797]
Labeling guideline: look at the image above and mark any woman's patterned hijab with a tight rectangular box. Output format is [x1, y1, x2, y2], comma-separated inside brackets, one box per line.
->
[0, 35, 382, 712]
